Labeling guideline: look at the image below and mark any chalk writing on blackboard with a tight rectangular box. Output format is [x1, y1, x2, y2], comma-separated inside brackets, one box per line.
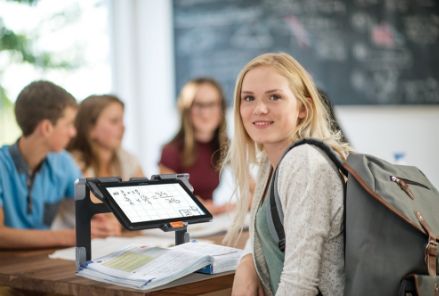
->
[173, 0, 439, 105]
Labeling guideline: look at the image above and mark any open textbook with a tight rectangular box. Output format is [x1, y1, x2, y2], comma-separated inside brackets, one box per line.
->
[76, 242, 243, 290]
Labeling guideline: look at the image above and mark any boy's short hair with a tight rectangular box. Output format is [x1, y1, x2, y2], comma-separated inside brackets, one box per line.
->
[15, 80, 77, 136]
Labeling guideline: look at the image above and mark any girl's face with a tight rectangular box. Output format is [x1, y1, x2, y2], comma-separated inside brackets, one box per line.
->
[240, 66, 305, 151]
[190, 83, 222, 140]
[90, 102, 125, 150]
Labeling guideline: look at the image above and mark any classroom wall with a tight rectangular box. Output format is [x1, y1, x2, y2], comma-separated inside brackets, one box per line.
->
[337, 106, 439, 188]
[109, 0, 439, 188]
[109, 0, 178, 177]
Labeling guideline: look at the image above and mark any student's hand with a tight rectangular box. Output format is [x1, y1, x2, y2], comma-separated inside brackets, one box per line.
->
[232, 254, 265, 296]
[91, 213, 122, 238]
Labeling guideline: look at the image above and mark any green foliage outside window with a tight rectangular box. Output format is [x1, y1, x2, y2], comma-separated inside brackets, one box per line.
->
[0, 0, 75, 145]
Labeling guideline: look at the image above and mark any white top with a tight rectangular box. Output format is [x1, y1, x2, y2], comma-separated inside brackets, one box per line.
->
[249, 144, 345, 296]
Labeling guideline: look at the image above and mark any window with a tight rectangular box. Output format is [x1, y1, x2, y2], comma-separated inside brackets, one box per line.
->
[0, 0, 112, 145]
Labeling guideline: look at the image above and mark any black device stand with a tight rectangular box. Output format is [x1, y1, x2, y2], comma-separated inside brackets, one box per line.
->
[75, 178, 113, 270]
[160, 221, 189, 246]
[75, 177, 192, 271]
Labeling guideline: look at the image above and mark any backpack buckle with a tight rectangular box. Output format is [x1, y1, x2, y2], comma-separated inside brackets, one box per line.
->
[426, 239, 438, 256]
[416, 211, 439, 276]
[425, 238, 439, 276]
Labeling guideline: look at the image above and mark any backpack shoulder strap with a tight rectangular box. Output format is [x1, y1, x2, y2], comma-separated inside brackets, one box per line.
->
[268, 167, 286, 251]
[268, 138, 346, 252]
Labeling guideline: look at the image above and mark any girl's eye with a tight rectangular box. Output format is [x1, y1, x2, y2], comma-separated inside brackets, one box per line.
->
[110, 118, 121, 125]
[242, 96, 254, 102]
[269, 95, 281, 101]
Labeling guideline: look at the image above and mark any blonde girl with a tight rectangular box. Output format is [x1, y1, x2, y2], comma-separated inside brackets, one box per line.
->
[225, 52, 350, 296]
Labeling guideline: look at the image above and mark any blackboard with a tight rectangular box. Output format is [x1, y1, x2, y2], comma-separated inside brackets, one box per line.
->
[173, 0, 439, 105]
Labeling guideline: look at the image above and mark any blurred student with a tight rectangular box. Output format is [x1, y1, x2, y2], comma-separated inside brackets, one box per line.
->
[52, 94, 144, 229]
[224, 53, 350, 295]
[0, 81, 120, 249]
[68, 94, 143, 179]
[159, 78, 233, 215]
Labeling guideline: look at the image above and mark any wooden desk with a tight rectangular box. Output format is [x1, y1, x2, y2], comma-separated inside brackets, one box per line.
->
[0, 233, 247, 296]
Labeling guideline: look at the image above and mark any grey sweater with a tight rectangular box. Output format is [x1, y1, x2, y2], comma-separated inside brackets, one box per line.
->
[249, 144, 345, 296]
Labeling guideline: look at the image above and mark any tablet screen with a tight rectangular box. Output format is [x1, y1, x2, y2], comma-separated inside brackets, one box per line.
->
[105, 183, 207, 223]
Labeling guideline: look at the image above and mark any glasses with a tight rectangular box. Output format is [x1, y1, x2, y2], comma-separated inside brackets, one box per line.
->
[191, 101, 221, 112]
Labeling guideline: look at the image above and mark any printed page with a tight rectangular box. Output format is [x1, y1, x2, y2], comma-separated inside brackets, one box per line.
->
[78, 244, 212, 289]
[172, 242, 239, 256]
[172, 242, 243, 274]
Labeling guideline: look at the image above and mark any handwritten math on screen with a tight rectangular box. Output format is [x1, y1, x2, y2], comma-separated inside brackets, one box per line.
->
[106, 184, 204, 223]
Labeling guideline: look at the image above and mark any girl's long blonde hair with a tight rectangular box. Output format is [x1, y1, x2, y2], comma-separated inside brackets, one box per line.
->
[223, 52, 351, 245]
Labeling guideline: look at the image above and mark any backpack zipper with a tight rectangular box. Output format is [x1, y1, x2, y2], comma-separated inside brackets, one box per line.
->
[390, 175, 430, 200]
[398, 176, 430, 190]
[390, 176, 415, 199]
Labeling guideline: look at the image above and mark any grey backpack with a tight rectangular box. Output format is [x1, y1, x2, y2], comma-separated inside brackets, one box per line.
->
[268, 138, 439, 296]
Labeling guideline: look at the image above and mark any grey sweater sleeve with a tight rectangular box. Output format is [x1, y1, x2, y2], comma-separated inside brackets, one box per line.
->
[275, 145, 345, 296]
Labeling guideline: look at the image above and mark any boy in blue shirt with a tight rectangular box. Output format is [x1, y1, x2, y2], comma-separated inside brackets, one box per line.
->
[0, 80, 120, 249]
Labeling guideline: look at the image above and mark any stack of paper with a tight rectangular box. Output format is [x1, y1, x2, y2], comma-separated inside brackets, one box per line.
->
[49, 236, 176, 261]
